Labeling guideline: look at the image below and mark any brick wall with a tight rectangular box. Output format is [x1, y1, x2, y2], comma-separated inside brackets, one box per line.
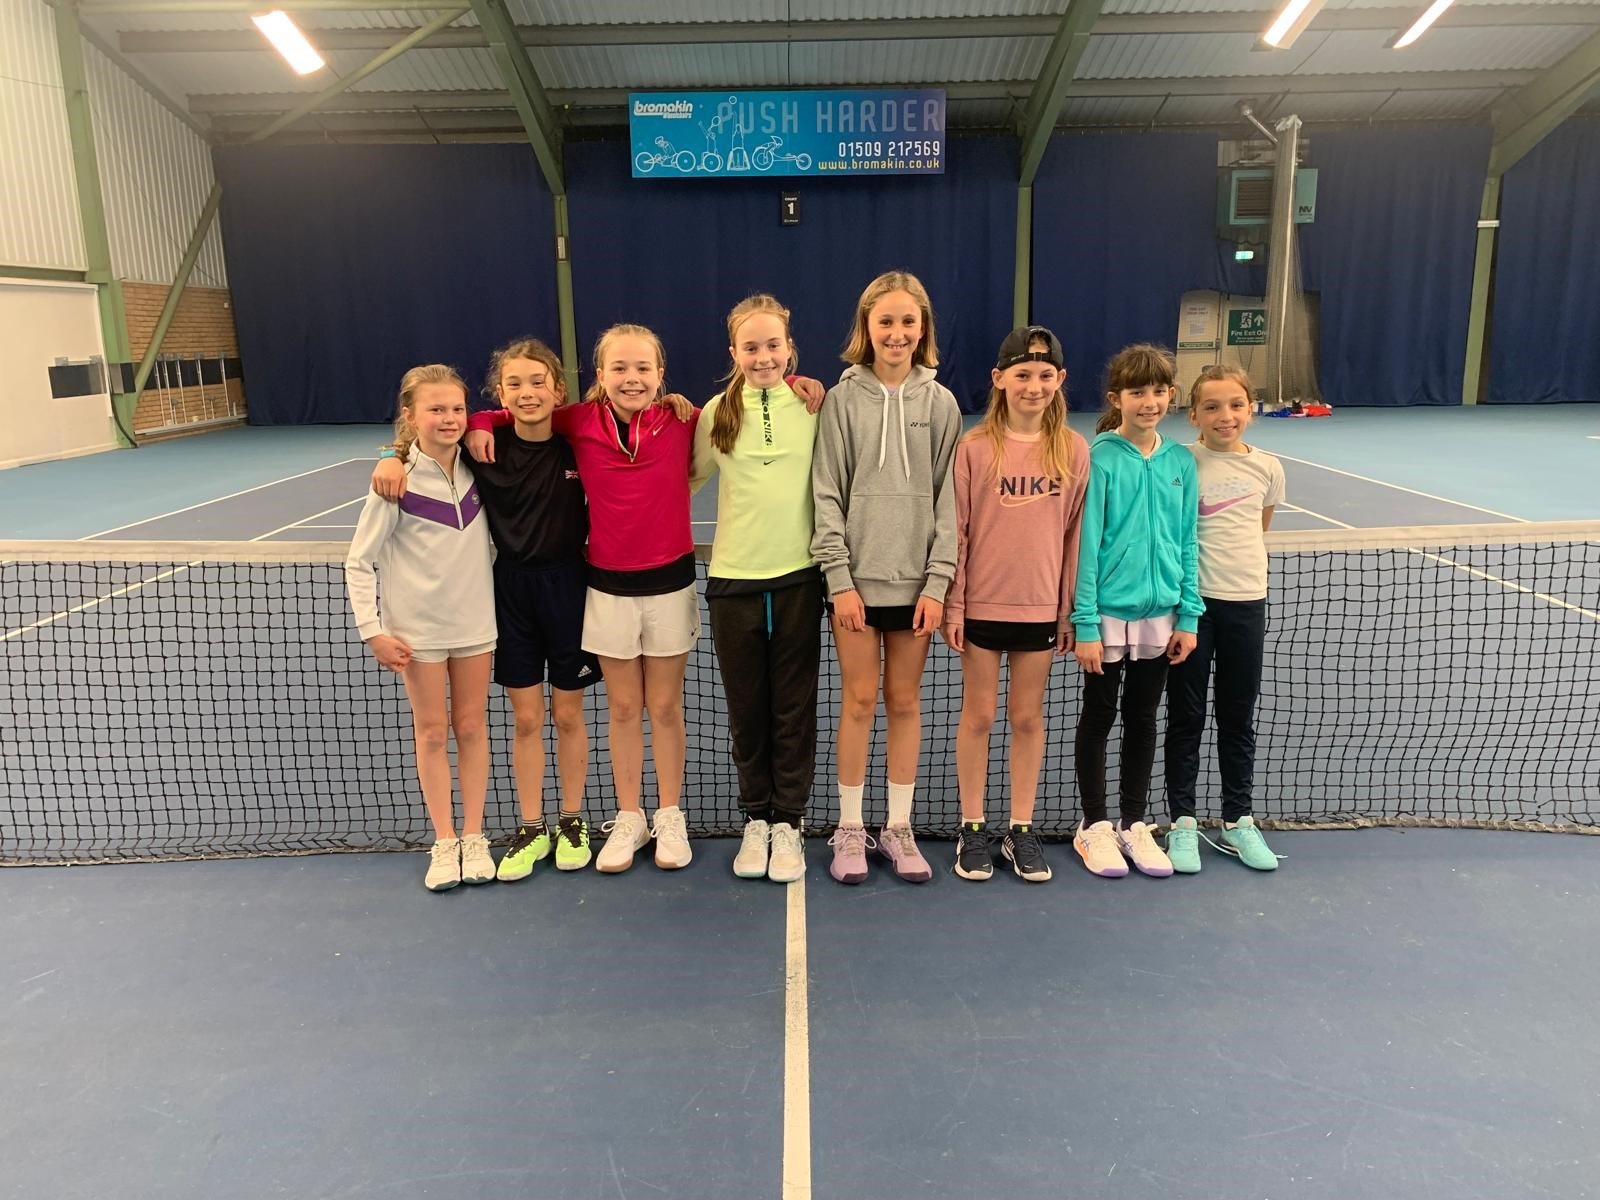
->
[122, 282, 247, 434]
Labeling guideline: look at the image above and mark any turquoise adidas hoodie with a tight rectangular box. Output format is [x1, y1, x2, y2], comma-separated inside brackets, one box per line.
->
[1070, 431, 1204, 644]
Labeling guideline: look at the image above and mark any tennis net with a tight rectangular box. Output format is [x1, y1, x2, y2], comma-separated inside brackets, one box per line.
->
[3, 522, 1597, 863]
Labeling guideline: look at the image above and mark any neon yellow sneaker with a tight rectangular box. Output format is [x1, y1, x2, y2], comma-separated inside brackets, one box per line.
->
[555, 814, 592, 871]
[496, 820, 551, 882]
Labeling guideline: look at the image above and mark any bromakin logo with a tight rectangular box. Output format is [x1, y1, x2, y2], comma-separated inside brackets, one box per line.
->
[633, 99, 694, 119]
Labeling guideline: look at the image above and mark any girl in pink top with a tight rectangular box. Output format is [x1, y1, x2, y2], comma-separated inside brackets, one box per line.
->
[943, 326, 1089, 883]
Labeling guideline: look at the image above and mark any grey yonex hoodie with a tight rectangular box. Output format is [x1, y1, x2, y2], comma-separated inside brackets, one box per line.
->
[810, 363, 961, 607]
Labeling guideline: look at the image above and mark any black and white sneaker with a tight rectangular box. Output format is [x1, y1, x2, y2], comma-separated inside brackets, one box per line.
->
[954, 821, 995, 881]
[1003, 823, 1052, 883]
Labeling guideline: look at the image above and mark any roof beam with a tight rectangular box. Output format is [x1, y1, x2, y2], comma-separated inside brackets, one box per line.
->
[1486, 27, 1600, 176]
[245, 6, 467, 143]
[1019, 0, 1102, 184]
[465, 0, 576, 397]
[116, 7, 1600, 54]
[188, 71, 1537, 119]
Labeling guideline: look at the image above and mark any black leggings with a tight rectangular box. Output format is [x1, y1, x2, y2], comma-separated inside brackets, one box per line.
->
[1165, 597, 1266, 823]
[708, 582, 823, 826]
[1075, 656, 1169, 828]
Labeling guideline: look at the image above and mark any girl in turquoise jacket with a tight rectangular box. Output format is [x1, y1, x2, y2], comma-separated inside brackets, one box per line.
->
[1070, 343, 1203, 881]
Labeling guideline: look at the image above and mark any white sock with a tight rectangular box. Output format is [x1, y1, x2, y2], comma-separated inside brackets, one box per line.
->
[838, 783, 865, 826]
[887, 781, 914, 827]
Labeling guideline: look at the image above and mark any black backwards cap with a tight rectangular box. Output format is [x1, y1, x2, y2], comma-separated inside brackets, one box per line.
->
[995, 325, 1065, 371]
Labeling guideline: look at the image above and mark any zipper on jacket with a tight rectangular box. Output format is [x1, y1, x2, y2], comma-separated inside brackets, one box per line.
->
[418, 451, 466, 528]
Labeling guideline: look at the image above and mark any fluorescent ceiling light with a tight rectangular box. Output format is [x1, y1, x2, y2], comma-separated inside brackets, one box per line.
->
[252, 11, 325, 75]
[1261, 0, 1327, 49]
[1390, 0, 1456, 49]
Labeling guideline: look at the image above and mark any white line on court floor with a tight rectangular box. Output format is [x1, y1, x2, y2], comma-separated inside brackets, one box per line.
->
[1289, 500, 1599, 623]
[1271, 451, 1526, 522]
[83, 459, 367, 538]
[4, 498, 363, 642]
[783, 874, 812, 1200]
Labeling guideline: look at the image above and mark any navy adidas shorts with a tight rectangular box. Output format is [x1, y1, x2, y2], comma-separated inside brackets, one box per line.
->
[492, 558, 600, 692]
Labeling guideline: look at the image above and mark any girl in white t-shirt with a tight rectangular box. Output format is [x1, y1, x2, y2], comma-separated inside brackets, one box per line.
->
[1163, 364, 1284, 873]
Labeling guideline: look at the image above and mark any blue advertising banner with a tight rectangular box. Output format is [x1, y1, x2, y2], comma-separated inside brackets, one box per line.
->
[629, 89, 946, 179]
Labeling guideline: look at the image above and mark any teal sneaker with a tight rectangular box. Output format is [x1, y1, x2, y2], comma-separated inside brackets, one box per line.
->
[1165, 816, 1202, 874]
[554, 814, 592, 871]
[1218, 815, 1280, 871]
[496, 820, 551, 881]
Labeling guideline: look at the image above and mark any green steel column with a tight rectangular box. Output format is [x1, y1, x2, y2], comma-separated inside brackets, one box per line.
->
[1460, 176, 1501, 407]
[554, 194, 579, 400]
[52, 0, 137, 446]
[131, 181, 222, 395]
[1013, 185, 1032, 327]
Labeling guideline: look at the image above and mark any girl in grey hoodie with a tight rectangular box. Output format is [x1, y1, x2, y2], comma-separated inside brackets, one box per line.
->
[811, 271, 962, 884]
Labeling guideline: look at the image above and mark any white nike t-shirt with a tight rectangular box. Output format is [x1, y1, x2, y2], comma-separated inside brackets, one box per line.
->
[1192, 443, 1286, 601]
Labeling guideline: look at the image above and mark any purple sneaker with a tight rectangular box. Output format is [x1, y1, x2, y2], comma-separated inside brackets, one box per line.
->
[827, 823, 873, 884]
[878, 823, 932, 883]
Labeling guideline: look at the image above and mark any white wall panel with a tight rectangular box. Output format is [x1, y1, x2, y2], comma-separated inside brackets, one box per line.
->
[0, 280, 116, 468]
[85, 41, 226, 287]
[0, 0, 85, 271]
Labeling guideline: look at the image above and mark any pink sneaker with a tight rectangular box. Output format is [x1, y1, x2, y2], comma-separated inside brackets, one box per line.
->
[827, 823, 873, 884]
[1116, 820, 1174, 877]
[877, 823, 932, 883]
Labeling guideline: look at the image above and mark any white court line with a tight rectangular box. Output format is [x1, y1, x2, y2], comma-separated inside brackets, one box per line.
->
[1271, 451, 1527, 522]
[1288, 500, 1599, 623]
[83, 459, 366, 538]
[292, 524, 357, 531]
[3, 498, 361, 642]
[783, 874, 812, 1200]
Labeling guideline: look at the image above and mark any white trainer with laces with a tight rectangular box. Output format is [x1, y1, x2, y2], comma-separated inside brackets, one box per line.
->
[424, 837, 462, 892]
[767, 822, 805, 883]
[1073, 821, 1129, 878]
[1116, 820, 1174, 877]
[459, 833, 496, 884]
[652, 805, 693, 869]
[595, 810, 650, 874]
[733, 819, 770, 879]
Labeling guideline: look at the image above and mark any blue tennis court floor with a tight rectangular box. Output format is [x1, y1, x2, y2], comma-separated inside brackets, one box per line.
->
[3, 404, 1598, 1199]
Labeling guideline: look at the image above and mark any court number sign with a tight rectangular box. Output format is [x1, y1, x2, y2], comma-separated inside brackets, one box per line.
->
[629, 89, 946, 179]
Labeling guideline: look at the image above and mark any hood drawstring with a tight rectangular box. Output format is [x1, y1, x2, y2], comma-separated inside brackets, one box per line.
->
[875, 381, 911, 479]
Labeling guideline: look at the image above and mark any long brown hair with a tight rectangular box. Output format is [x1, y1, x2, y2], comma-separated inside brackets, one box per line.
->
[1097, 343, 1176, 434]
[712, 294, 797, 454]
[485, 336, 566, 407]
[841, 270, 939, 368]
[967, 342, 1075, 485]
[582, 323, 666, 406]
[394, 363, 468, 457]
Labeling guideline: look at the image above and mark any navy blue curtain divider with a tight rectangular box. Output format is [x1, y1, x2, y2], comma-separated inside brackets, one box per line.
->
[1031, 126, 1488, 408]
[565, 135, 1017, 412]
[1296, 125, 1488, 407]
[213, 144, 558, 424]
[1489, 120, 1600, 405]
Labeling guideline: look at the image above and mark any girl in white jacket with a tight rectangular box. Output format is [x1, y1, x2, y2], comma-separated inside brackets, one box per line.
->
[346, 364, 497, 891]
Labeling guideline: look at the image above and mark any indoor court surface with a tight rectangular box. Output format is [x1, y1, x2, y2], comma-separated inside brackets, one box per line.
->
[7, 0, 1600, 1191]
[4, 410, 1598, 1199]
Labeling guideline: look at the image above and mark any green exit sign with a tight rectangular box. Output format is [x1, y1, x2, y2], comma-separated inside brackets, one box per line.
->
[1227, 308, 1267, 346]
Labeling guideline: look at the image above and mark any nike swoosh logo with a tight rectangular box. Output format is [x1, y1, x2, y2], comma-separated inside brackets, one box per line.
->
[1198, 496, 1249, 517]
[762, 459, 777, 466]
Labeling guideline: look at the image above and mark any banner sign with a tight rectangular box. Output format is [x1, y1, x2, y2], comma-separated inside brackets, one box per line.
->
[629, 89, 945, 179]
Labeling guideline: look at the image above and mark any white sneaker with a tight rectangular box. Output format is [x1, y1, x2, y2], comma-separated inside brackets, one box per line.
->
[425, 837, 461, 891]
[733, 819, 771, 879]
[1073, 821, 1128, 878]
[653, 805, 693, 869]
[596, 810, 650, 874]
[1116, 820, 1174, 877]
[767, 822, 805, 883]
[459, 833, 496, 884]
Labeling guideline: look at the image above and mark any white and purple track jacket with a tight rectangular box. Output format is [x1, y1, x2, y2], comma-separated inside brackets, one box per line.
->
[345, 445, 496, 650]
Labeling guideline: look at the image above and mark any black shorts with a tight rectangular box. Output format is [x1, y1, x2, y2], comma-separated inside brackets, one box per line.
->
[493, 558, 601, 691]
[964, 619, 1058, 653]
